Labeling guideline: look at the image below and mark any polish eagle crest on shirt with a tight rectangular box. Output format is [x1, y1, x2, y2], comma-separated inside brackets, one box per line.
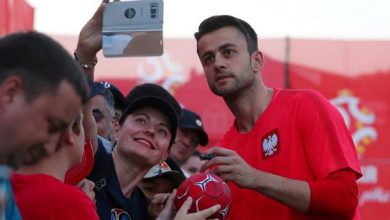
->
[261, 129, 280, 158]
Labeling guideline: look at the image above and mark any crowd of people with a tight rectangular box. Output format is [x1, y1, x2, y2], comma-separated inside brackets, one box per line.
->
[0, 0, 361, 219]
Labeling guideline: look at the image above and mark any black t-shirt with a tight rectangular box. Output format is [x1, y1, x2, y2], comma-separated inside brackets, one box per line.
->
[88, 140, 149, 220]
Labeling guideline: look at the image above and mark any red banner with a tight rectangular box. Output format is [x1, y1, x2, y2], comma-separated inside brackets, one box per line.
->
[0, 0, 9, 35]
[0, 0, 34, 36]
[290, 64, 390, 219]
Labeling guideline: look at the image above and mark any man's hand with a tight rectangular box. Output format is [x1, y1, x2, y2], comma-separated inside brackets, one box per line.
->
[174, 197, 220, 220]
[201, 147, 259, 189]
[156, 190, 220, 220]
[148, 193, 170, 218]
[75, 0, 108, 60]
[202, 147, 311, 213]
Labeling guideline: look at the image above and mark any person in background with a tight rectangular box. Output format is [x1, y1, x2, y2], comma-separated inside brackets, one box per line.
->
[169, 109, 209, 166]
[139, 158, 186, 219]
[98, 81, 125, 120]
[91, 82, 115, 140]
[12, 112, 99, 219]
[0, 31, 89, 219]
[195, 15, 361, 219]
[97, 81, 126, 143]
[180, 151, 205, 177]
[90, 82, 116, 152]
[87, 83, 182, 219]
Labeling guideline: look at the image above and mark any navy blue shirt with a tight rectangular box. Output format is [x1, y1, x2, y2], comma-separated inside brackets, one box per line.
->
[88, 141, 149, 220]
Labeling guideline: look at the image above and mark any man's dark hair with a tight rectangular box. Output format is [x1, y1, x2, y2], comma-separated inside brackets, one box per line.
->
[194, 15, 258, 54]
[0, 31, 89, 103]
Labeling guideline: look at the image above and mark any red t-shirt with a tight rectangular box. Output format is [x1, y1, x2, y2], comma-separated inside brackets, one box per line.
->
[219, 89, 361, 220]
[11, 173, 99, 220]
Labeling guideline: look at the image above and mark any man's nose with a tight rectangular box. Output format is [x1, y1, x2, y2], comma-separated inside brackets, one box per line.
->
[214, 53, 227, 70]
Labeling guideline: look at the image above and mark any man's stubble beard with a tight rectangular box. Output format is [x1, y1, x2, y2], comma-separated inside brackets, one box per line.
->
[210, 62, 255, 98]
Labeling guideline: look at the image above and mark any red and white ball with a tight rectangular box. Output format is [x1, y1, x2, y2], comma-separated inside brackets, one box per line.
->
[174, 173, 232, 220]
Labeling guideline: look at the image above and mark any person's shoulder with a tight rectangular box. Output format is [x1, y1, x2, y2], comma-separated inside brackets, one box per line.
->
[97, 135, 114, 153]
[95, 137, 112, 160]
[12, 174, 91, 208]
[89, 138, 113, 179]
[278, 88, 321, 99]
[56, 185, 99, 219]
[220, 122, 237, 139]
[11, 173, 59, 188]
[278, 88, 329, 106]
[53, 183, 97, 210]
[61, 185, 94, 203]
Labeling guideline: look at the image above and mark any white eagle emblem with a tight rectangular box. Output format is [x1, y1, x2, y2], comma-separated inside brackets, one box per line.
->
[262, 133, 278, 157]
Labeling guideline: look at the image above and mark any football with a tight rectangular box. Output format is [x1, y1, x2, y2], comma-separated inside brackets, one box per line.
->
[174, 173, 232, 220]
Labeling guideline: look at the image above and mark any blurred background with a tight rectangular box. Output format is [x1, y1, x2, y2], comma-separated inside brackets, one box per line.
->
[1, 0, 390, 218]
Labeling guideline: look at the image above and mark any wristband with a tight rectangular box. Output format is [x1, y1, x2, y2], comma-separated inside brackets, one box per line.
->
[74, 52, 98, 70]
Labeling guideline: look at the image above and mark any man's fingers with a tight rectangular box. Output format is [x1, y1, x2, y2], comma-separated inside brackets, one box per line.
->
[177, 197, 193, 214]
[212, 164, 231, 175]
[197, 204, 221, 218]
[200, 160, 213, 172]
[200, 155, 233, 172]
[156, 190, 177, 220]
[205, 146, 235, 156]
[164, 189, 176, 208]
[91, 1, 108, 21]
[152, 193, 170, 205]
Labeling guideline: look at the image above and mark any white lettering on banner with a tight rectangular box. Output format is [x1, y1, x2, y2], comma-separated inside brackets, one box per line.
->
[358, 165, 378, 184]
[359, 187, 390, 206]
[330, 90, 377, 158]
[137, 57, 164, 82]
[137, 53, 187, 93]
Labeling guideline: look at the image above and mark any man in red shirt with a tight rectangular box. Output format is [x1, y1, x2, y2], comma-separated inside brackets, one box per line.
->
[12, 112, 99, 220]
[0, 31, 89, 219]
[195, 15, 361, 219]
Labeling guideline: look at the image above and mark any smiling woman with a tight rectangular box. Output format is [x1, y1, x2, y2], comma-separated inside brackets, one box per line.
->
[88, 83, 182, 220]
[118, 107, 172, 165]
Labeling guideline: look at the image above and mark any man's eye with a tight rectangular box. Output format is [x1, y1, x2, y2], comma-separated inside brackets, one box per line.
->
[203, 55, 214, 65]
[223, 49, 235, 56]
[92, 109, 104, 120]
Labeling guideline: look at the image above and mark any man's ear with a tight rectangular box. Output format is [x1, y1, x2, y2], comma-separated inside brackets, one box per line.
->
[62, 128, 74, 148]
[0, 76, 23, 106]
[251, 51, 264, 72]
[112, 116, 120, 130]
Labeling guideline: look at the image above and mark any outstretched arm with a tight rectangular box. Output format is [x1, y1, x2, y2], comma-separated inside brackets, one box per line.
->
[74, 0, 107, 81]
[76, 0, 108, 153]
[201, 147, 358, 218]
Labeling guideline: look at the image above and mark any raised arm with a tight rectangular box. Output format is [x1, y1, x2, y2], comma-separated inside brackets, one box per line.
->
[76, 0, 108, 153]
